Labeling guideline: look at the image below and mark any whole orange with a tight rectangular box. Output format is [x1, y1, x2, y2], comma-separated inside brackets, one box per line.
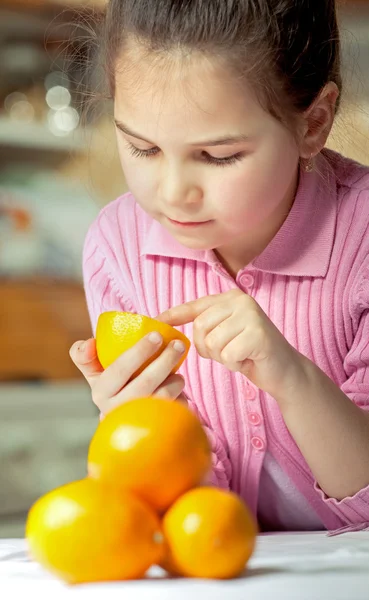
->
[96, 311, 190, 376]
[87, 397, 211, 513]
[162, 487, 258, 579]
[26, 478, 164, 584]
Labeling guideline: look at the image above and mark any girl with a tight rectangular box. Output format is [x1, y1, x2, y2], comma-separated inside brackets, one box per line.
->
[70, 1, 369, 534]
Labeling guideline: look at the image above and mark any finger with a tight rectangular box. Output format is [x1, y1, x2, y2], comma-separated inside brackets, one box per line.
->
[97, 332, 164, 399]
[193, 305, 232, 358]
[219, 331, 253, 372]
[110, 339, 186, 407]
[153, 374, 185, 399]
[202, 316, 243, 362]
[176, 392, 189, 406]
[156, 294, 223, 326]
[69, 338, 103, 387]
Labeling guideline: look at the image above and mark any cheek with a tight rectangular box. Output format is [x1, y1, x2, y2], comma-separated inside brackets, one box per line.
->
[212, 144, 298, 227]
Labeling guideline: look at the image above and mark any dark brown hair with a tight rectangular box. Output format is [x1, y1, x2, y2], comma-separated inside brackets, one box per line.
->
[94, 0, 341, 127]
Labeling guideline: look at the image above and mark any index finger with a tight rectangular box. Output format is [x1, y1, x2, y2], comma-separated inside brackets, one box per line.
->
[156, 294, 222, 326]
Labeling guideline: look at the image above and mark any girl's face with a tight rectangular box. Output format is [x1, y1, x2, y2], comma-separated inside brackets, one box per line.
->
[114, 47, 301, 272]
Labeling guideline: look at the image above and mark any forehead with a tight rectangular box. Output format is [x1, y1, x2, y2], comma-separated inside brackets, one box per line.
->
[114, 41, 268, 136]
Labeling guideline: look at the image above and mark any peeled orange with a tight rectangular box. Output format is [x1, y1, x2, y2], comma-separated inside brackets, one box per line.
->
[96, 311, 190, 376]
[87, 397, 211, 513]
[162, 487, 258, 579]
[26, 478, 164, 584]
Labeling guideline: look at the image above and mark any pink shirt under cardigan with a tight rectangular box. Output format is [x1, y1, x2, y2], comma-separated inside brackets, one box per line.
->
[82, 149, 369, 533]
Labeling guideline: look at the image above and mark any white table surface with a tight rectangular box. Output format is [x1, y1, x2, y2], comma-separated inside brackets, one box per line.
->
[1, 532, 369, 599]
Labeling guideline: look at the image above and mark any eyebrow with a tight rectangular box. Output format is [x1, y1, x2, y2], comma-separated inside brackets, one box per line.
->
[114, 119, 249, 147]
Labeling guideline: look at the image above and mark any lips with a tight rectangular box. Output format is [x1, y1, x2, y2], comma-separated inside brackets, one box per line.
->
[174, 220, 205, 224]
[168, 217, 211, 225]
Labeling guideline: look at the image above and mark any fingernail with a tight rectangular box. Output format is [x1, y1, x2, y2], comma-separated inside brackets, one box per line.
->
[78, 340, 87, 353]
[173, 340, 185, 354]
[148, 331, 163, 345]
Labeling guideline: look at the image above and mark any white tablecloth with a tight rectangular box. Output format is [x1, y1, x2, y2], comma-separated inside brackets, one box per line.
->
[1, 532, 369, 599]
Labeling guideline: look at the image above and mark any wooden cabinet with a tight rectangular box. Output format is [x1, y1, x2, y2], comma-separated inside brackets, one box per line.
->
[0, 278, 92, 381]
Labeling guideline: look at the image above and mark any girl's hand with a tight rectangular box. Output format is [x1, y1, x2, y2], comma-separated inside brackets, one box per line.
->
[157, 289, 304, 398]
[69, 334, 187, 416]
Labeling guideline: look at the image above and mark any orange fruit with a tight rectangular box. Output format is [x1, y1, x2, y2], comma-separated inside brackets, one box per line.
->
[87, 397, 211, 513]
[96, 311, 190, 376]
[26, 478, 164, 584]
[162, 487, 258, 579]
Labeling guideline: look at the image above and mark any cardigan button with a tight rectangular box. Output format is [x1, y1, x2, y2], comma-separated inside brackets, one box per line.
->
[248, 412, 262, 426]
[239, 273, 254, 289]
[251, 436, 265, 451]
[245, 386, 257, 400]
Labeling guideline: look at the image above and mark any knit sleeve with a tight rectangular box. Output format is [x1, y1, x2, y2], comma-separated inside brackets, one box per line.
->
[341, 258, 369, 408]
[185, 396, 232, 490]
[82, 217, 136, 336]
[314, 258, 369, 529]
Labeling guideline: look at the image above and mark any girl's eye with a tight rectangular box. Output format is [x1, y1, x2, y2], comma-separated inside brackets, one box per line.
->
[125, 142, 244, 167]
[201, 151, 244, 167]
[126, 142, 160, 158]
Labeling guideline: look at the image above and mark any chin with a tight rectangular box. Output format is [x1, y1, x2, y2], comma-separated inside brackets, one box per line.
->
[174, 235, 216, 251]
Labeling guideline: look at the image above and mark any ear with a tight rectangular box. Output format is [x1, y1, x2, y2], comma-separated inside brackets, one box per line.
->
[299, 82, 340, 159]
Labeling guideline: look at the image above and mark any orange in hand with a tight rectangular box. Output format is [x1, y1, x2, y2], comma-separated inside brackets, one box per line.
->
[96, 311, 190, 375]
[26, 478, 164, 584]
[87, 397, 212, 513]
[162, 487, 258, 579]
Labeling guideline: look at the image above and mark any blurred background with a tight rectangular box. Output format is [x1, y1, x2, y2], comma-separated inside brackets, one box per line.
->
[0, 0, 368, 538]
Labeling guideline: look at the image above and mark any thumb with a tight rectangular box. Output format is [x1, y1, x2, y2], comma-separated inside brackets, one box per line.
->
[69, 338, 104, 386]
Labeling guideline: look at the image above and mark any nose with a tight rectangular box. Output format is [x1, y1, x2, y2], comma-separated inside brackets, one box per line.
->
[159, 163, 203, 209]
